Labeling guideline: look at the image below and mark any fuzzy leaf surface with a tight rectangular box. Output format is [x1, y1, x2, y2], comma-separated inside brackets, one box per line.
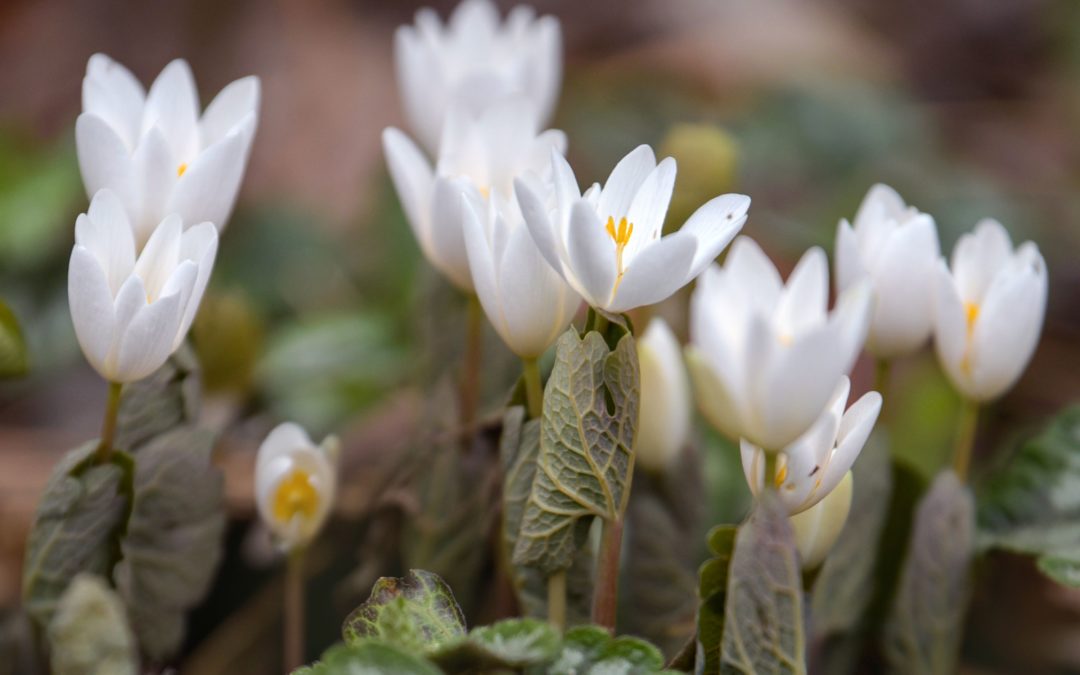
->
[114, 345, 201, 452]
[47, 574, 137, 675]
[294, 641, 443, 675]
[342, 570, 466, 653]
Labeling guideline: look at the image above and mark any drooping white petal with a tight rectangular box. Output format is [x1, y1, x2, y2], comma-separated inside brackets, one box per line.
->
[68, 246, 116, 374]
[790, 470, 853, 569]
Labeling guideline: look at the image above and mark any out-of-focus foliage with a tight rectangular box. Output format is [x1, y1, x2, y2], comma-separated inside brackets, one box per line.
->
[115, 346, 201, 452]
[0, 299, 28, 378]
[192, 290, 265, 394]
[696, 524, 736, 675]
[47, 574, 137, 675]
[342, 569, 466, 653]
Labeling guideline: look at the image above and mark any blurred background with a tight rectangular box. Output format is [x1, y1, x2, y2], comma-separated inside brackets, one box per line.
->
[0, 0, 1078, 672]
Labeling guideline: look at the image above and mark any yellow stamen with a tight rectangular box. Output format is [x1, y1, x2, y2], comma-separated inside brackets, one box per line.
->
[779, 333, 793, 347]
[177, 163, 188, 177]
[774, 463, 788, 488]
[478, 185, 490, 199]
[271, 468, 320, 524]
[604, 216, 635, 294]
[960, 301, 980, 375]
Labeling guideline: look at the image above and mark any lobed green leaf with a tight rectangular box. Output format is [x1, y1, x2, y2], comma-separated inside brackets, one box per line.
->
[294, 641, 443, 675]
[342, 570, 466, 653]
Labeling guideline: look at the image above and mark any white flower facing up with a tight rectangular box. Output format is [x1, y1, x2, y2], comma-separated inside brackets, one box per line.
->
[635, 318, 692, 472]
[384, 97, 566, 291]
[395, 0, 561, 154]
[835, 184, 940, 359]
[255, 423, 339, 551]
[515, 145, 751, 313]
[740, 377, 880, 515]
[77, 53, 260, 247]
[686, 237, 872, 452]
[933, 219, 1047, 402]
[68, 190, 217, 383]
[789, 470, 853, 569]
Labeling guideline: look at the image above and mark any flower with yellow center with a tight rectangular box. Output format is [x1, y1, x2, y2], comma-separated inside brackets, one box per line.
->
[515, 144, 750, 313]
[932, 219, 1047, 402]
[255, 423, 338, 551]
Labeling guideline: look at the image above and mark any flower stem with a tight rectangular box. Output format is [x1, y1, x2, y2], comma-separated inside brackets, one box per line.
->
[284, 547, 306, 672]
[592, 517, 623, 632]
[95, 381, 123, 464]
[547, 570, 567, 633]
[874, 358, 891, 395]
[763, 450, 778, 489]
[461, 295, 483, 441]
[522, 358, 543, 419]
[952, 398, 980, 482]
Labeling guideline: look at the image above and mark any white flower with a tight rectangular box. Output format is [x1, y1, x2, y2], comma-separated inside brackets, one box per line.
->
[933, 219, 1047, 402]
[686, 237, 872, 451]
[68, 190, 217, 383]
[515, 145, 750, 313]
[77, 53, 259, 247]
[384, 97, 565, 291]
[394, 0, 560, 153]
[835, 184, 940, 359]
[635, 318, 692, 472]
[739, 377, 880, 515]
[789, 470, 853, 569]
[461, 196, 580, 358]
[255, 423, 339, 551]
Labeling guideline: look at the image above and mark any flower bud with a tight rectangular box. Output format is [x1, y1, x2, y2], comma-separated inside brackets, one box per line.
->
[255, 423, 338, 551]
[635, 318, 691, 472]
[790, 470, 853, 569]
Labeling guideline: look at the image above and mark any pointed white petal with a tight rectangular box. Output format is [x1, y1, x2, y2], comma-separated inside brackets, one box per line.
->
[76, 113, 139, 225]
[68, 246, 116, 376]
[951, 218, 1013, 303]
[597, 145, 656, 221]
[134, 214, 182, 300]
[113, 291, 183, 382]
[680, 193, 749, 274]
[724, 236, 783, 313]
[499, 222, 577, 357]
[132, 125, 176, 247]
[176, 222, 218, 339]
[776, 246, 828, 337]
[141, 59, 200, 161]
[624, 157, 676, 258]
[566, 200, 616, 307]
[383, 127, 436, 259]
[200, 76, 261, 148]
[932, 259, 971, 396]
[833, 218, 862, 293]
[166, 118, 253, 233]
[864, 214, 939, 357]
[607, 232, 696, 313]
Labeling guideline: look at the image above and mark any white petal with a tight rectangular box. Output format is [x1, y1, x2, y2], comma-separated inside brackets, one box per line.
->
[83, 53, 145, 150]
[932, 259, 971, 397]
[951, 218, 1013, 303]
[515, 175, 565, 276]
[776, 247, 828, 338]
[141, 59, 200, 162]
[383, 128, 436, 260]
[636, 318, 691, 472]
[68, 246, 116, 376]
[176, 222, 218, 339]
[724, 236, 783, 313]
[566, 200, 616, 307]
[597, 145, 656, 222]
[167, 118, 254, 233]
[624, 156, 676, 259]
[607, 232, 696, 313]
[680, 193, 749, 274]
[826, 391, 882, 492]
[790, 470, 852, 568]
[132, 125, 177, 247]
[462, 196, 502, 333]
[499, 222, 578, 357]
[429, 177, 475, 291]
[865, 214, 939, 357]
[686, 345, 744, 441]
[833, 218, 862, 294]
[257, 422, 318, 472]
[200, 76, 261, 148]
[76, 113, 139, 225]
[78, 191, 136, 294]
[134, 214, 182, 300]
[113, 290, 183, 383]
[852, 183, 907, 232]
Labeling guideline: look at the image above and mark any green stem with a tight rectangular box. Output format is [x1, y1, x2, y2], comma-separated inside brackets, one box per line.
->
[763, 451, 778, 490]
[285, 547, 306, 671]
[95, 381, 123, 464]
[874, 358, 891, 395]
[952, 399, 980, 482]
[461, 295, 483, 440]
[592, 517, 623, 632]
[547, 570, 567, 633]
[522, 358, 543, 419]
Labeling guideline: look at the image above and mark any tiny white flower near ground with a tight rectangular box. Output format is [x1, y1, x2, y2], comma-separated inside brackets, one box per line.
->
[687, 237, 872, 451]
[384, 97, 565, 291]
[68, 190, 217, 383]
[739, 377, 880, 515]
[835, 184, 941, 359]
[635, 318, 692, 472]
[77, 54, 259, 247]
[394, 0, 561, 154]
[255, 423, 339, 552]
[789, 470, 853, 569]
[515, 145, 750, 313]
[933, 219, 1047, 402]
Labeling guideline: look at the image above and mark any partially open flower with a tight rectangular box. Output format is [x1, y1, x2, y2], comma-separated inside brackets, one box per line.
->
[68, 190, 217, 383]
[687, 238, 871, 451]
[515, 145, 750, 313]
[255, 423, 339, 551]
[635, 318, 692, 472]
[77, 54, 259, 247]
[789, 470, 853, 569]
[933, 219, 1047, 402]
[394, 0, 561, 153]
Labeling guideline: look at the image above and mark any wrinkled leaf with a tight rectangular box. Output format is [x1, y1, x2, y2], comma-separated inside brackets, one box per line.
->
[884, 470, 974, 675]
[538, 625, 668, 675]
[431, 618, 561, 672]
[114, 345, 201, 453]
[47, 574, 136, 675]
[501, 407, 594, 625]
[295, 641, 443, 675]
[977, 406, 1080, 586]
[114, 426, 225, 661]
[698, 524, 737, 674]
[812, 434, 893, 636]
[23, 444, 128, 628]
[0, 299, 28, 378]
[721, 494, 805, 675]
[514, 329, 640, 573]
[342, 570, 466, 653]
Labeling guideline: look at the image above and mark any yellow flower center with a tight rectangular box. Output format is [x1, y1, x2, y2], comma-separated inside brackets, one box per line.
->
[774, 462, 788, 488]
[960, 301, 980, 375]
[177, 163, 188, 177]
[271, 468, 320, 524]
[605, 216, 634, 294]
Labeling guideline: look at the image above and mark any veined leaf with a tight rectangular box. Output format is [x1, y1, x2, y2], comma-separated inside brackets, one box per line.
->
[698, 524, 737, 674]
[431, 618, 561, 672]
[342, 570, 466, 653]
[294, 641, 442, 675]
[538, 625, 667, 675]
[720, 494, 805, 675]
[514, 328, 640, 573]
[884, 470, 974, 675]
[0, 299, 28, 378]
[47, 574, 137, 675]
[114, 345, 201, 453]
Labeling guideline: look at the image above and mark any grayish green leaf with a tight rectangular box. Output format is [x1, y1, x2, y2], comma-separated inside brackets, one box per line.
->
[698, 525, 737, 675]
[342, 570, 466, 653]
[811, 434, 893, 637]
[22, 444, 127, 629]
[295, 641, 443, 675]
[47, 574, 137, 675]
[114, 426, 225, 660]
[884, 470, 974, 675]
[721, 494, 805, 675]
[114, 345, 201, 453]
[538, 625, 668, 675]
[431, 618, 561, 671]
[514, 329, 640, 573]
[0, 299, 28, 378]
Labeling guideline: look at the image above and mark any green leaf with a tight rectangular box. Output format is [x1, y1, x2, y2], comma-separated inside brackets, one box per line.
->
[114, 345, 201, 453]
[47, 574, 137, 675]
[538, 625, 668, 675]
[114, 426, 225, 660]
[720, 494, 806, 675]
[431, 618, 561, 672]
[697, 524, 737, 674]
[884, 470, 974, 675]
[811, 434, 893, 637]
[977, 406, 1080, 586]
[22, 444, 128, 629]
[514, 328, 640, 573]
[0, 299, 28, 378]
[342, 570, 466, 653]
[501, 406, 594, 625]
[295, 641, 443, 675]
